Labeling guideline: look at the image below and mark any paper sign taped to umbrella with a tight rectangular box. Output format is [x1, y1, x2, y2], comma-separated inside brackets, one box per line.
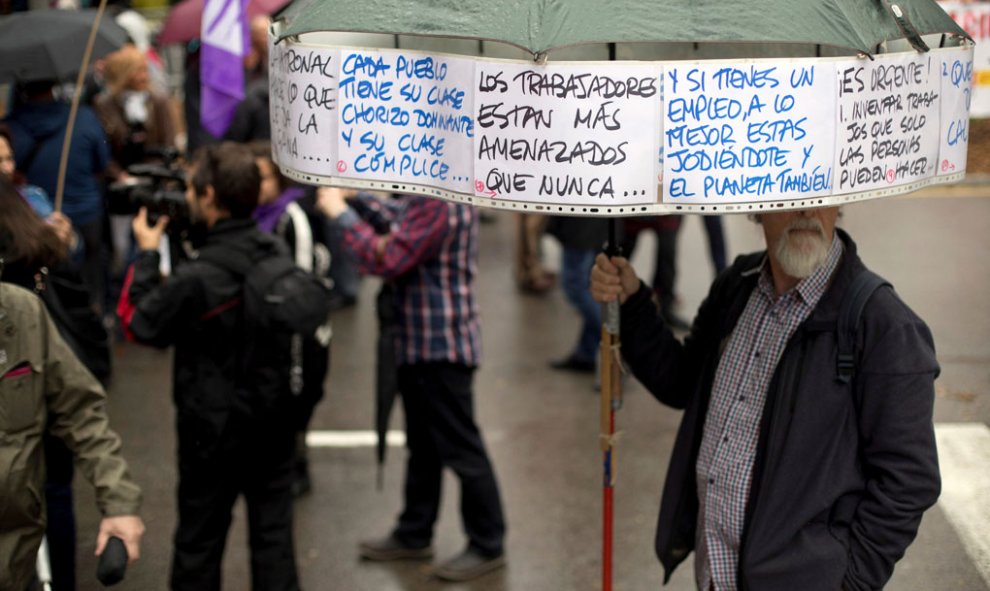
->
[269, 32, 973, 215]
[938, 46, 974, 176]
[834, 53, 941, 193]
[268, 41, 339, 175]
[662, 61, 836, 204]
[335, 49, 475, 193]
[473, 62, 661, 206]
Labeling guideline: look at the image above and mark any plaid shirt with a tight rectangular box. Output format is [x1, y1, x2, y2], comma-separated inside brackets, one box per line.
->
[336, 194, 481, 367]
[695, 233, 843, 591]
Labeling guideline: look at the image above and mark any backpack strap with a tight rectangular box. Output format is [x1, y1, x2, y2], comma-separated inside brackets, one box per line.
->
[836, 270, 891, 384]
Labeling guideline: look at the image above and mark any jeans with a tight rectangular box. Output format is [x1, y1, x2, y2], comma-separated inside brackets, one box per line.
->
[561, 247, 601, 362]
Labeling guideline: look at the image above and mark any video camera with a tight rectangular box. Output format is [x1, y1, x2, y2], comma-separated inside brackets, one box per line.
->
[107, 147, 190, 230]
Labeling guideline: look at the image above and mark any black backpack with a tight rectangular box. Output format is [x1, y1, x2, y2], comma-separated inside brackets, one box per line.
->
[197, 245, 332, 337]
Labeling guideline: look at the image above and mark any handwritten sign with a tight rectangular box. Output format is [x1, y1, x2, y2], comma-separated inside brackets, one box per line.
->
[834, 53, 940, 192]
[473, 62, 660, 205]
[939, 46, 974, 175]
[335, 49, 475, 193]
[268, 42, 339, 175]
[270, 30, 974, 215]
[662, 62, 835, 204]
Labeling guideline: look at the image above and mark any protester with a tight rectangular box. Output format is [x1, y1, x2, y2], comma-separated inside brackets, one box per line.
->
[590, 207, 941, 590]
[317, 188, 507, 582]
[545, 215, 608, 374]
[117, 142, 301, 589]
[250, 141, 331, 497]
[619, 215, 689, 330]
[94, 45, 178, 182]
[0, 194, 144, 591]
[515, 213, 555, 294]
[3, 80, 111, 314]
[1, 129, 107, 591]
[225, 16, 273, 143]
[0, 123, 73, 244]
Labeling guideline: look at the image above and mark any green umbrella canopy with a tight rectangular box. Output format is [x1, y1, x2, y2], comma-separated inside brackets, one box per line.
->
[277, 0, 967, 57]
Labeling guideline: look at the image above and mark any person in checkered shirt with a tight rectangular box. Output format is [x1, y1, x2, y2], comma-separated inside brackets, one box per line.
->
[591, 207, 939, 591]
[318, 188, 507, 582]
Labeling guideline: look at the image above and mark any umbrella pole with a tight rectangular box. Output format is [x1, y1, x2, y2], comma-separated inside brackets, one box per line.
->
[600, 218, 622, 591]
[54, 0, 111, 213]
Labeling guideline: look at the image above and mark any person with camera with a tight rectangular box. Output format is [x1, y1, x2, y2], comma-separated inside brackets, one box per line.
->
[117, 142, 301, 590]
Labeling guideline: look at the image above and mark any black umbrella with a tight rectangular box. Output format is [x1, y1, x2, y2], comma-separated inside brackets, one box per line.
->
[375, 282, 399, 490]
[0, 9, 130, 84]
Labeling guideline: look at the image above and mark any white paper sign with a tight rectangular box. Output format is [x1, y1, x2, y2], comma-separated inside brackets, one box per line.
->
[939, 46, 974, 175]
[662, 61, 836, 204]
[268, 43, 339, 175]
[473, 62, 660, 205]
[834, 53, 940, 192]
[335, 49, 475, 193]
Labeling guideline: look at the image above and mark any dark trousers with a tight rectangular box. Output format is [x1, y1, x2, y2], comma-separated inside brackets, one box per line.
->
[44, 433, 76, 591]
[394, 363, 506, 557]
[76, 217, 106, 316]
[170, 417, 299, 591]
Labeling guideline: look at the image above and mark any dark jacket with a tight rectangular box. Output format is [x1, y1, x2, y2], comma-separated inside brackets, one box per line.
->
[224, 75, 270, 143]
[619, 229, 940, 591]
[122, 219, 294, 456]
[4, 101, 109, 225]
[545, 215, 608, 252]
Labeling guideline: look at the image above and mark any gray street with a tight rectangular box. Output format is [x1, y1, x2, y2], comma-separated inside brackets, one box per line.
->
[71, 189, 990, 590]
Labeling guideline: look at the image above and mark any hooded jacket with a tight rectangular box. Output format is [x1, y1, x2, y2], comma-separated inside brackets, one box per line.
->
[4, 101, 109, 225]
[0, 282, 140, 591]
[619, 229, 940, 591]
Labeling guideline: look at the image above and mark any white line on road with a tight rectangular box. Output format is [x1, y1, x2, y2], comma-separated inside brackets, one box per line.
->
[307, 430, 406, 448]
[935, 422, 990, 589]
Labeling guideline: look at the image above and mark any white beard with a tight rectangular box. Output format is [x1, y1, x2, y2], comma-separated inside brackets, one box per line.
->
[775, 218, 829, 279]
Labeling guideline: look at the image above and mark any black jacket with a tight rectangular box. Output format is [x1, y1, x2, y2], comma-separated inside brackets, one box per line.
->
[125, 219, 294, 456]
[619, 229, 940, 591]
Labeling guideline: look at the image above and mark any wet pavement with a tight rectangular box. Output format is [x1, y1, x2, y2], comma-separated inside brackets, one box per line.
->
[70, 190, 990, 590]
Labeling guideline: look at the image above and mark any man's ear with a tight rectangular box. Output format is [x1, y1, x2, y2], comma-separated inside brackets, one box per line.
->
[202, 184, 217, 209]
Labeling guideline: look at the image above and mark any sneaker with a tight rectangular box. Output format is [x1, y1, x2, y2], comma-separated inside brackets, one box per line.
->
[432, 548, 506, 582]
[358, 535, 433, 561]
[548, 355, 596, 373]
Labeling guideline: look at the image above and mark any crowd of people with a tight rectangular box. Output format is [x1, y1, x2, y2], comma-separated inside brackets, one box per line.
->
[0, 3, 944, 591]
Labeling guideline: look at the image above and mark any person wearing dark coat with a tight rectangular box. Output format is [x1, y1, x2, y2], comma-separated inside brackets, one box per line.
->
[545, 215, 608, 373]
[117, 142, 301, 590]
[250, 142, 332, 497]
[590, 207, 940, 591]
[4, 81, 111, 313]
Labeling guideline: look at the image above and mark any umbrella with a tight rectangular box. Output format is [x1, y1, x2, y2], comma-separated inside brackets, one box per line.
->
[277, 0, 965, 57]
[158, 0, 293, 45]
[374, 282, 399, 490]
[0, 9, 130, 84]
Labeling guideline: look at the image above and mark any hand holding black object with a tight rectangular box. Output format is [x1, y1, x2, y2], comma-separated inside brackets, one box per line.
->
[96, 536, 128, 586]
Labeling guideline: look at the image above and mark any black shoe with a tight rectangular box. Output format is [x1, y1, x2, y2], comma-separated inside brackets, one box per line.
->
[433, 548, 505, 581]
[358, 535, 433, 561]
[549, 355, 596, 373]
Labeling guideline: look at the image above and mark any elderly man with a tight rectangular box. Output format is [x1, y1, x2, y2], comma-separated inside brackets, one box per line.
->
[590, 207, 940, 591]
